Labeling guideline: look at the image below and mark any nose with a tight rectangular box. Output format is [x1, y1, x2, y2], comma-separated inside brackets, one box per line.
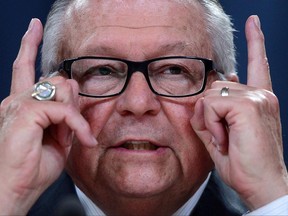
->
[116, 72, 161, 117]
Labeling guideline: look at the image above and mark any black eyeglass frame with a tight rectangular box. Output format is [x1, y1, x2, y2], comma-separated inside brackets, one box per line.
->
[58, 56, 221, 98]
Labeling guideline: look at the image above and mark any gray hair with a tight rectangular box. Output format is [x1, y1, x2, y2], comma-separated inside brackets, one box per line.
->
[197, 0, 236, 77]
[41, 0, 236, 77]
[41, 0, 72, 74]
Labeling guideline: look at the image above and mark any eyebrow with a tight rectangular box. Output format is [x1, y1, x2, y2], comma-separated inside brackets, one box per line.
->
[81, 41, 196, 58]
[157, 42, 193, 54]
[84, 46, 115, 56]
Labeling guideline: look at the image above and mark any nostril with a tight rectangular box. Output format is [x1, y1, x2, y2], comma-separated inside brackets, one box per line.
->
[115, 73, 161, 117]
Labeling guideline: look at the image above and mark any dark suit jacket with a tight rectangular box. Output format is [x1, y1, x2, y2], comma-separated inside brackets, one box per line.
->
[28, 171, 247, 216]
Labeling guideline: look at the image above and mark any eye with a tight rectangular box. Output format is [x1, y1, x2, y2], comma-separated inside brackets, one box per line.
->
[86, 66, 114, 76]
[158, 65, 189, 76]
[164, 66, 183, 75]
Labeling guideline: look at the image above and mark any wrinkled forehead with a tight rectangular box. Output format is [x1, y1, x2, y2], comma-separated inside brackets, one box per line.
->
[62, 0, 211, 58]
[66, 0, 203, 27]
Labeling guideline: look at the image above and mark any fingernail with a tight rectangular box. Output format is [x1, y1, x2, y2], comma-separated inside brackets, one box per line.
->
[217, 144, 222, 152]
[28, 18, 36, 31]
[213, 138, 223, 152]
[66, 133, 73, 146]
[91, 136, 98, 146]
[253, 15, 261, 30]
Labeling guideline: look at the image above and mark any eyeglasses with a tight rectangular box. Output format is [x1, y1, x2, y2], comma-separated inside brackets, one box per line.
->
[58, 56, 220, 98]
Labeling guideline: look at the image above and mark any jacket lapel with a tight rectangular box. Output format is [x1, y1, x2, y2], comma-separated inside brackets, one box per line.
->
[191, 170, 248, 216]
[27, 172, 82, 216]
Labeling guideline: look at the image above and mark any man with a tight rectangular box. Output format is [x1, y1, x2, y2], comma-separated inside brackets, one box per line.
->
[0, 0, 287, 215]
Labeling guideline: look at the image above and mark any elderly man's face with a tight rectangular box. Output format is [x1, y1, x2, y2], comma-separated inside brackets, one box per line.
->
[65, 0, 214, 211]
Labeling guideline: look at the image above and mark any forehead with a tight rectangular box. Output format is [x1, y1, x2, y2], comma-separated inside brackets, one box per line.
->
[63, 0, 212, 59]
[69, 0, 200, 24]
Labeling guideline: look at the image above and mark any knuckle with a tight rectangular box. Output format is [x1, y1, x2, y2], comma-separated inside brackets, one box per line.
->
[1, 96, 13, 109]
[202, 94, 214, 106]
[243, 99, 261, 115]
[210, 80, 222, 89]
[0, 96, 23, 119]
[260, 57, 270, 69]
[12, 56, 34, 72]
[64, 103, 77, 115]
[7, 98, 29, 115]
[49, 76, 68, 88]
[258, 29, 265, 42]
[61, 81, 74, 95]
[1, 100, 20, 121]
[12, 58, 22, 72]
[53, 75, 67, 84]
[264, 90, 280, 113]
[20, 33, 29, 45]
[203, 89, 213, 97]
[243, 90, 280, 115]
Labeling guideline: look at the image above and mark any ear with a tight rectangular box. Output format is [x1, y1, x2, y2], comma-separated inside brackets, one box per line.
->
[39, 76, 45, 81]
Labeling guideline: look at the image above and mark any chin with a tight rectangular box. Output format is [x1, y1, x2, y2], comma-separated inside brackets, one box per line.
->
[98, 162, 180, 198]
[117, 178, 173, 198]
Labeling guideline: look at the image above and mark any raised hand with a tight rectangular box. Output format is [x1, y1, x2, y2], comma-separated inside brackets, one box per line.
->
[0, 19, 97, 214]
[192, 15, 288, 210]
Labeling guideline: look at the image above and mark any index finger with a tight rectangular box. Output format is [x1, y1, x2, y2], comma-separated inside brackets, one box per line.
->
[246, 15, 272, 91]
[10, 18, 43, 94]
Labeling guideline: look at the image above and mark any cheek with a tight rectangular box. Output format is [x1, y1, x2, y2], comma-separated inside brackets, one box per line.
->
[66, 141, 105, 192]
[79, 98, 116, 136]
[160, 98, 213, 172]
[161, 97, 198, 137]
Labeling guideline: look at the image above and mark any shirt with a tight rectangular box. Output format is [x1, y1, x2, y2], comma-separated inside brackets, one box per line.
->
[245, 195, 288, 216]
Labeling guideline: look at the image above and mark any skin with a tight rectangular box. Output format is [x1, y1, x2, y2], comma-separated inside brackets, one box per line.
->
[65, 1, 214, 215]
[0, 0, 287, 215]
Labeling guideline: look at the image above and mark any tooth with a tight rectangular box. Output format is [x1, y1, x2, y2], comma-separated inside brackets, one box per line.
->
[122, 141, 157, 150]
[139, 143, 145, 150]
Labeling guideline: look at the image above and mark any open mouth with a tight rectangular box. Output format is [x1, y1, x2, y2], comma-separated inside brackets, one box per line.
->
[121, 141, 158, 151]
